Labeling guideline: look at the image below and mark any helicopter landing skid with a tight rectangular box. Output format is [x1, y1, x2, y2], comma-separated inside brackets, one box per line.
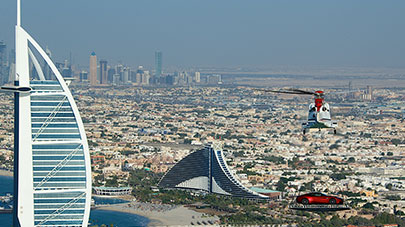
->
[302, 125, 337, 135]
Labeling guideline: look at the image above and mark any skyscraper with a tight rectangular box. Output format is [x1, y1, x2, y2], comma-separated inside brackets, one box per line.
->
[123, 67, 130, 84]
[136, 66, 144, 85]
[107, 67, 115, 84]
[0, 41, 8, 85]
[155, 51, 162, 77]
[366, 85, 373, 101]
[61, 59, 72, 78]
[115, 64, 123, 84]
[11, 0, 92, 225]
[89, 52, 97, 85]
[99, 60, 108, 84]
[80, 70, 88, 82]
[194, 72, 201, 83]
[43, 46, 53, 80]
[8, 48, 15, 83]
[142, 71, 150, 85]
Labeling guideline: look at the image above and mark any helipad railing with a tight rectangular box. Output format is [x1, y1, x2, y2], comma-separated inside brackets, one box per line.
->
[289, 203, 351, 211]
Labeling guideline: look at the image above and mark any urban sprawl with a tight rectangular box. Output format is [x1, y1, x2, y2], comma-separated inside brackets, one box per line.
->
[0, 46, 405, 225]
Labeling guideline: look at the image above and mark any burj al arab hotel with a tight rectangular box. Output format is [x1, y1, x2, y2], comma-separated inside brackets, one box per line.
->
[2, 0, 92, 226]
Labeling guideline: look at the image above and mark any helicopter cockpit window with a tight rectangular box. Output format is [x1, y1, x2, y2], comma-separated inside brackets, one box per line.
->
[322, 107, 328, 112]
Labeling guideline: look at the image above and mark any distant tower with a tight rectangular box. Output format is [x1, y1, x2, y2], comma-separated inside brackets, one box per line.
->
[142, 71, 150, 85]
[99, 60, 108, 84]
[130, 70, 136, 82]
[61, 59, 72, 78]
[89, 52, 97, 85]
[123, 67, 130, 84]
[8, 63, 15, 84]
[116, 64, 123, 83]
[80, 71, 88, 82]
[194, 72, 201, 83]
[0, 41, 8, 85]
[107, 67, 115, 83]
[113, 73, 120, 84]
[43, 46, 53, 80]
[366, 85, 373, 100]
[136, 66, 144, 85]
[136, 73, 142, 85]
[45, 46, 52, 58]
[7, 49, 15, 83]
[155, 51, 162, 77]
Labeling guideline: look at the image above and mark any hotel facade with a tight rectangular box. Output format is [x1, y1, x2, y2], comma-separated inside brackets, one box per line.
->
[159, 144, 268, 200]
[11, 1, 92, 226]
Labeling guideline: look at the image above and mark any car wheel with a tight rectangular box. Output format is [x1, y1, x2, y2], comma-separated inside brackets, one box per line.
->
[302, 198, 309, 205]
[329, 198, 336, 204]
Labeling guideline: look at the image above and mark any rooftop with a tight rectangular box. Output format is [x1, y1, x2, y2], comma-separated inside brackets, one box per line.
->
[250, 187, 280, 194]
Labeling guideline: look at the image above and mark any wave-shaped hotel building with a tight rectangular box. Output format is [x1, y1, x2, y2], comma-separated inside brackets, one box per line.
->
[159, 144, 269, 200]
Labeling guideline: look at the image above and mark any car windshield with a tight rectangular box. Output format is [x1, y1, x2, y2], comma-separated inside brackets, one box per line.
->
[309, 192, 326, 196]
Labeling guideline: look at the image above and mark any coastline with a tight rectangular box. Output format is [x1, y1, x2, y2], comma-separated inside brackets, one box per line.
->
[96, 205, 163, 226]
[95, 202, 219, 226]
[0, 174, 219, 226]
[0, 170, 12, 177]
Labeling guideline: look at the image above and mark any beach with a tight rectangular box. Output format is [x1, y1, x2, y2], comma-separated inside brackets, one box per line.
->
[0, 170, 12, 177]
[0, 172, 219, 226]
[96, 202, 220, 226]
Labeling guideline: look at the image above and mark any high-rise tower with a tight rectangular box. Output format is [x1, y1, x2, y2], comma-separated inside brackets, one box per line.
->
[42, 46, 52, 80]
[123, 67, 130, 84]
[366, 85, 373, 100]
[9, 0, 92, 226]
[155, 51, 162, 77]
[0, 41, 8, 85]
[99, 60, 108, 84]
[194, 72, 200, 83]
[89, 52, 97, 85]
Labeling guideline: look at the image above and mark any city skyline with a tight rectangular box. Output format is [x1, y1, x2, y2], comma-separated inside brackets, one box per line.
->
[0, 1, 405, 69]
[1, 0, 405, 226]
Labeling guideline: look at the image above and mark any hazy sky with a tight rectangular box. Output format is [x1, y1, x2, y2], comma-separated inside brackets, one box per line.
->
[0, 0, 404, 69]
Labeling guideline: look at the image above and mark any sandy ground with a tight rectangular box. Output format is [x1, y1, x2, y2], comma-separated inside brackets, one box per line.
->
[96, 202, 220, 226]
[0, 171, 221, 226]
[0, 169, 13, 177]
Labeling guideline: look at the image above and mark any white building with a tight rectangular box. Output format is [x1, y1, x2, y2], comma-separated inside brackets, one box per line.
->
[11, 1, 92, 225]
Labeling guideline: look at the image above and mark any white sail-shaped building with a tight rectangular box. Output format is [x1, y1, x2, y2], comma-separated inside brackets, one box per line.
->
[11, 0, 91, 226]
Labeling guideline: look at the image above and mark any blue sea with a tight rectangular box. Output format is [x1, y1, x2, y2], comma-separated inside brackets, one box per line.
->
[0, 175, 150, 227]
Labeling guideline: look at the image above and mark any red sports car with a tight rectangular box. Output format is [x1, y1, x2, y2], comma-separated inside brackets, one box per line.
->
[296, 192, 343, 205]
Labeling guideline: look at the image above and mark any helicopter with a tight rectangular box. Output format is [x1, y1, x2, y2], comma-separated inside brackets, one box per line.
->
[259, 88, 338, 135]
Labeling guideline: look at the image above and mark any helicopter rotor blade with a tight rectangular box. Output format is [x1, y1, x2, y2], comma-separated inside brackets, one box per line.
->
[256, 89, 315, 96]
[0, 86, 31, 93]
[286, 89, 318, 95]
